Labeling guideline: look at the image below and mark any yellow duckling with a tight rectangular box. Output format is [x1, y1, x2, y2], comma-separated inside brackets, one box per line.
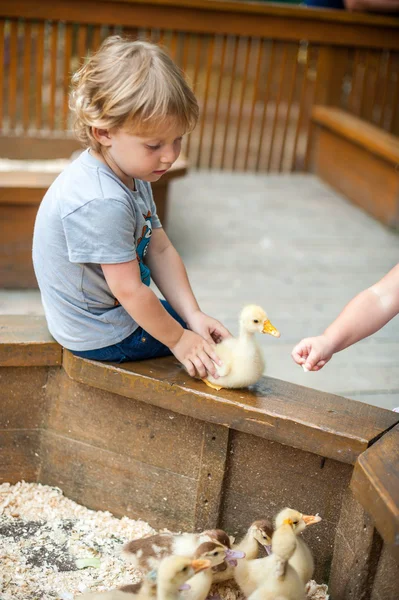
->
[274, 508, 321, 587]
[182, 541, 231, 600]
[212, 519, 273, 584]
[247, 517, 306, 600]
[202, 305, 280, 391]
[76, 556, 210, 600]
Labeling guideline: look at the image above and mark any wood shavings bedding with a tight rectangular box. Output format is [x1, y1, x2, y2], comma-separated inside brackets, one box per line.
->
[0, 482, 329, 600]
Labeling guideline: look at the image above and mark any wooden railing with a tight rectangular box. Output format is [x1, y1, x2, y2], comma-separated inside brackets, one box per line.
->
[1, 0, 399, 172]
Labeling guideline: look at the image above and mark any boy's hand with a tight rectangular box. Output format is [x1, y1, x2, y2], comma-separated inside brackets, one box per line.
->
[170, 330, 224, 379]
[187, 310, 232, 345]
[291, 335, 335, 372]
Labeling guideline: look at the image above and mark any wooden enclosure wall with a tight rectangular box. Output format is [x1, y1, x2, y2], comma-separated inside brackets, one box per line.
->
[0, 0, 399, 172]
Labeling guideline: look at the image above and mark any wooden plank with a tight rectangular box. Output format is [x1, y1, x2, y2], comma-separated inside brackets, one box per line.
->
[35, 21, 45, 130]
[194, 423, 229, 531]
[0, 430, 41, 484]
[312, 105, 399, 165]
[1, 0, 399, 50]
[63, 351, 399, 465]
[22, 20, 32, 130]
[351, 424, 399, 559]
[45, 369, 204, 479]
[311, 123, 399, 229]
[0, 315, 61, 366]
[8, 20, 18, 130]
[39, 430, 198, 530]
[0, 366, 49, 429]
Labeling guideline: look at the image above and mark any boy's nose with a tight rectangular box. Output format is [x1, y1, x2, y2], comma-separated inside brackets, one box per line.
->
[161, 145, 178, 164]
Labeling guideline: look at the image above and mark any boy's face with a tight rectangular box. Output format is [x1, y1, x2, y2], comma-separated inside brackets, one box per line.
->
[101, 119, 185, 186]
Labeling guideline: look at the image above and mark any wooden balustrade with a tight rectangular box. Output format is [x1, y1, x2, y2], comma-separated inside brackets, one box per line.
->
[0, 0, 398, 172]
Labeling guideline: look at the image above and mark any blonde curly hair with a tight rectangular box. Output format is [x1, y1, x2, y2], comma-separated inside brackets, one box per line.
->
[70, 36, 199, 151]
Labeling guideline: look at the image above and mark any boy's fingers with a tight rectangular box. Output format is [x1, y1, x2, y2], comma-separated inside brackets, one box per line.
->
[198, 351, 218, 378]
[205, 344, 223, 367]
[192, 356, 207, 379]
[184, 359, 196, 378]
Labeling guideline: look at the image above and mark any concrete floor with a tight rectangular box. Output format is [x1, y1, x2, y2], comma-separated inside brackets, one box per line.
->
[1, 172, 398, 409]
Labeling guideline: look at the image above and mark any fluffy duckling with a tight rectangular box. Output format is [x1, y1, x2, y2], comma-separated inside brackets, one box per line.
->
[248, 518, 306, 600]
[274, 508, 321, 586]
[202, 305, 280, 391]
[234, 508, 320, 597]
[182, 541, 228, 600]
[211, 519, 273, 584]
[122, 529, 233, 575]
[76, 556, 210, 600]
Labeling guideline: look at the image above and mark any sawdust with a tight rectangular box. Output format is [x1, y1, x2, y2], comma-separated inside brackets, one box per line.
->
[0, 481, 329, 600]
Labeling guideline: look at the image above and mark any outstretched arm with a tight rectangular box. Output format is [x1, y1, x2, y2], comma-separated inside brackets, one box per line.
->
[292, 263, 399, 371]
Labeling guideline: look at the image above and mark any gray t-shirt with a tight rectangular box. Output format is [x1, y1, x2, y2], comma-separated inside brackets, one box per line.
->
[32, 149, 161, 351]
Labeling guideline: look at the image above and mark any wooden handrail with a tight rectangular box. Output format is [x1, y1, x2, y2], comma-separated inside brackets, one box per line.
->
[1, 0, 399, 49]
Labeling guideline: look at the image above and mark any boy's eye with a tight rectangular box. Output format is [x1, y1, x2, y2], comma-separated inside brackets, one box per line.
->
[146, 144, 161, 151]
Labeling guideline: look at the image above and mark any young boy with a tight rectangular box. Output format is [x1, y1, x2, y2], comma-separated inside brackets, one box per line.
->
[291, 263, 399, 371]
[32, 36, 230, 380]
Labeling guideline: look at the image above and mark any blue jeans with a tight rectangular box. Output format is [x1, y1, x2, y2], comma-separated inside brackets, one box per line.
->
[71, 301, 186, 363]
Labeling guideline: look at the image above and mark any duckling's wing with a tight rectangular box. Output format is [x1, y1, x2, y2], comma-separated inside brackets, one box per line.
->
[122, 533, 172, 571]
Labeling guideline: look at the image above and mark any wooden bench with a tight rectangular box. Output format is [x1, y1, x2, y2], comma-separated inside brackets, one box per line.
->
[0, 135, 188, 288]
[310, 106, 399, 229]
[1, 313, 399, 593]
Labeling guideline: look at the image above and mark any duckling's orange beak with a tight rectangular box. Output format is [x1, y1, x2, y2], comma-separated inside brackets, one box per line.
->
[191, 558, 211, 573]
[262, 319, 280, 337]
[302, 514, 322, 526]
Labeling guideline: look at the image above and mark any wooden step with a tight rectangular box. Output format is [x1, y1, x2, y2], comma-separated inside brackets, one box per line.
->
[63, 349, 399, 465]
[310, 106, 399, 228]
[351, 424, 399, 559]
[0, 315, 61, 366]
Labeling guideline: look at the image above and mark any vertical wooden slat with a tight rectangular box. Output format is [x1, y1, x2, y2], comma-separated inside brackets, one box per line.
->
[0, 20, 4, 129]
[35, 22, 45, 130]
[220, 36, 239, 169]
[303, 46, 319, 171]
[291, 45, 309, 172]
[379, 52, 393, 128]
[197, 36, 215, 168]
[232, 37, 251, 170]
[63, 23, 73, 130]
[359, 50, 371, 119]
[22, 20, 32, 131]
[169, 30, 178, 60]
[279, 44, 298, 173]
[244, 38, 263, 171]
[91, 24, 101, 53]
[208, 35, 227, 169]
[77, 24, 88, 65]
[185, 34, 203, 160]
[181, 32, 191, 74]
[267, 44, 287, 172]
[48, 22, 58, 131]
[370, 51, 382, 124]
[255, 40, 276, 172]
[349, 49, 361, 113]
[8, 20, 19, 130]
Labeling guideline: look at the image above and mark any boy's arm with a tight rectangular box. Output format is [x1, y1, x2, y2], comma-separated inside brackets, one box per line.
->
[292, 263, 399, 371]
[145, 228, 231, 343]
[101, 259, 222, 378]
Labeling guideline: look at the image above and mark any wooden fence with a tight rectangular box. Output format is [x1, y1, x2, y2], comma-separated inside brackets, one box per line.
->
[1, 0, 399, 172]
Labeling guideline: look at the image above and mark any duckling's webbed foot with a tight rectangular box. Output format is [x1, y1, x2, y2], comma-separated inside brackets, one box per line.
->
[202, 378, 223, 391]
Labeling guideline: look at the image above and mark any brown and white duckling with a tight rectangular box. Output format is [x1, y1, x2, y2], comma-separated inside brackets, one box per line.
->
[77, 556, 210, 600]
[211, 520, 272, 584]
[248, 517, 305, 600]
[122, 529, 234, 575]
[274, 508, 321, 586]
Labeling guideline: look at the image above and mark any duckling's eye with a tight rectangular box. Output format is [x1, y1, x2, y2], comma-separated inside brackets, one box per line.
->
[213, 551, 218, 556]
[292, 520, 299, 525]
[182, 566, 188, 572]
[253, 319, 259, 323]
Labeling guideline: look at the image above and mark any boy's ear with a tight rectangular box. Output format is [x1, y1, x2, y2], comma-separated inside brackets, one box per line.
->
[92, 127, 112, 147]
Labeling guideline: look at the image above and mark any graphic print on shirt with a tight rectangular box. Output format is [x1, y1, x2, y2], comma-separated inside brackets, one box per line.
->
[136, 210, 153, 286]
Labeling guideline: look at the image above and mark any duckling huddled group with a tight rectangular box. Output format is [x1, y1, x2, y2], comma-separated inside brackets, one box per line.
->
[77, 508, 321, 600]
